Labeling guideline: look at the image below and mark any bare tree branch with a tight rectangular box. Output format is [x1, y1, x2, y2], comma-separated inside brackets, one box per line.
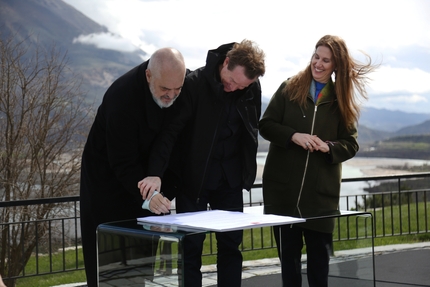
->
[0, 33, 93, 286]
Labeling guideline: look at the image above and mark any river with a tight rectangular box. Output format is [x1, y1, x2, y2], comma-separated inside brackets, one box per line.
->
[249, 153, 430, 210]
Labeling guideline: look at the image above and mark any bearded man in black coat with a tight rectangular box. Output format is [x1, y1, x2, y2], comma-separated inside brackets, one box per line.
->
[79, 47, 186, 287]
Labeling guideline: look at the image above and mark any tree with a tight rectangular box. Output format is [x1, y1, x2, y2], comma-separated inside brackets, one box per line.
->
[0, 33, 92, 287]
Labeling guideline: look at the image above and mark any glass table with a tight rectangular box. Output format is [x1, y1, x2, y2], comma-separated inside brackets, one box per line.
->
[97, 220, 205, 287]
[97, 208, 374, 287]
[97, 210, 304, 286]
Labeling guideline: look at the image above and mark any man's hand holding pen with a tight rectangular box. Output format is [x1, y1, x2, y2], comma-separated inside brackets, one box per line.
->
[149, 192, 171, 215]
[138, 176, 171, 215]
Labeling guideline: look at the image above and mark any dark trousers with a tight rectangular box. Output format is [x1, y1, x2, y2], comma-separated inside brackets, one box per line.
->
[80, 195, 154, 287]
[176, 183, 244, 287]
[274, 225, 332, 287]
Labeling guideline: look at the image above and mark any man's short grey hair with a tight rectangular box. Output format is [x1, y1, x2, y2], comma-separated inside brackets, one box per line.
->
[147, 47, 185, 78]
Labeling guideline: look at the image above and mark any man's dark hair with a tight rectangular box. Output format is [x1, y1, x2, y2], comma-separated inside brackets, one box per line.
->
[226, 39, 266, 79]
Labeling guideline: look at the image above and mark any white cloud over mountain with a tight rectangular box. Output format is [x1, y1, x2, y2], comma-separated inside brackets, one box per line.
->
[64, 0, 430, 114]
[73, 32, 138, 52]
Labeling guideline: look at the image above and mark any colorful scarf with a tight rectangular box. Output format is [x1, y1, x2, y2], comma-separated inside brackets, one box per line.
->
[310, 79, 334, 105]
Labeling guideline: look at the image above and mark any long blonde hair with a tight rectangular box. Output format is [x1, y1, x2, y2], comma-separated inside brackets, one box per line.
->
[285, 35, 378, 129]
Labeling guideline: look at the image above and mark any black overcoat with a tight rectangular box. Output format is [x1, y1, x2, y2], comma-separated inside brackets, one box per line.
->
[80, 61, 177, 223]
[148, 43, 261, 202]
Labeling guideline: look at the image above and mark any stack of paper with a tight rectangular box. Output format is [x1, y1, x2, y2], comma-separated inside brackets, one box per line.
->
[137, 209, 305, 232]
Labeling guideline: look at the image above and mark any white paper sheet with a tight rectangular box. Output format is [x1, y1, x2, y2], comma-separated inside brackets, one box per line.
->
[137, 209, 305, 232]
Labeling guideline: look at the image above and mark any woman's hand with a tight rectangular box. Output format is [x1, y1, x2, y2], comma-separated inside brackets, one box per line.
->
[312, 136, 330, 153]
[292, 133, 317, 151]
[292, 133, 330, 153]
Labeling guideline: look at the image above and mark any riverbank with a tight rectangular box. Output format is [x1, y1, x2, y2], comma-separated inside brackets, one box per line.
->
[256, 156, 430, 181]
[343, 157, 430, 176]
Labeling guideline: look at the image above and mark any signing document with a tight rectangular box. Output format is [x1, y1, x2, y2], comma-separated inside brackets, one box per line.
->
[137, 209, 305, 232]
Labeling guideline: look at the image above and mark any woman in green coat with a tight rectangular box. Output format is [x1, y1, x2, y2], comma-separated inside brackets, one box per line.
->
[259, 35, 377, 287]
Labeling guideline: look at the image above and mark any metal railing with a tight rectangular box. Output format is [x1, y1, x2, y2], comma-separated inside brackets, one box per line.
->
[1, 172, 429, 282]
[0, 197, 82, 281]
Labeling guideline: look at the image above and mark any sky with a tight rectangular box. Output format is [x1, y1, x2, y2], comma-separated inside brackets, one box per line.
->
[63, 0, 430, 114]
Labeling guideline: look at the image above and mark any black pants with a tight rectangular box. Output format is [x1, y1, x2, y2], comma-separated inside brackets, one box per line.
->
[274, 225, 332, 287]
[176, 183, 244, 287]
[80, 195, 154, 287]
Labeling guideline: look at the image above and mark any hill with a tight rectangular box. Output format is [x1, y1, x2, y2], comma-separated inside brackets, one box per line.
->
[357, 134, 430, 160]
[395, 119, 430, 136]
[0, 0, 145, 103]
[357, 125, 391, 144]
[359, 107, 430, 132]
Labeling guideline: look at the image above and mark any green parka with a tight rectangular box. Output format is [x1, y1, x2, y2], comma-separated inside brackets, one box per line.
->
[259, 79, 359, 233]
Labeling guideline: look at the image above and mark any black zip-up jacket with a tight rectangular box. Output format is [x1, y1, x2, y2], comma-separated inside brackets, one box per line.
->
[149, 42, 262, 201]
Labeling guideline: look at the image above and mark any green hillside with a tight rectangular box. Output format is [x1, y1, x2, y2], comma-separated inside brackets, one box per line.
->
[357, 134, 430, 160]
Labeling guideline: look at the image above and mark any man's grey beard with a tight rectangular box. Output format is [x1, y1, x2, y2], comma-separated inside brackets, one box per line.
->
[150, 84, 176, 109]
[152, 94, 176, 108]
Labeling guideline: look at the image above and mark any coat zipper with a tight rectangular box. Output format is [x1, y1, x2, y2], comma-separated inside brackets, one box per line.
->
[296, 105, 318, 216]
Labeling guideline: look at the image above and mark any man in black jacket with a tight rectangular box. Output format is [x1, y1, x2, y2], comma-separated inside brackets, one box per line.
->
[80, 47, 186, 287]
[139, 40, 266, 287]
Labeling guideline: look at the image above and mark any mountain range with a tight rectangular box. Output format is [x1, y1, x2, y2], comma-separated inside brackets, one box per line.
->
[1, 0, 429, 145]
[0, 0, 147, 102]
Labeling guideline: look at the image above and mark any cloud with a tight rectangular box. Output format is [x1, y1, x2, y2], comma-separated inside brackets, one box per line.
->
[72, 32, 139, 52]
[364, 64, 430, 114]
[389, 94, 428, 104]
[365, 93, 430, 114]
[369, 65, 430, 94]
[64, 0, 430, 113]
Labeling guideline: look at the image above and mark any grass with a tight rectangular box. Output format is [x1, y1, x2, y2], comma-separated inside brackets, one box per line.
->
[15, 249, 86, 287]
[16, 271, 86, 287]
[14, 202, 430, 287]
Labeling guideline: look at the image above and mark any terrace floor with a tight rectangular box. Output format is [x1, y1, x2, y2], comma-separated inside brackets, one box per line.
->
[56, 242, 430, 287]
